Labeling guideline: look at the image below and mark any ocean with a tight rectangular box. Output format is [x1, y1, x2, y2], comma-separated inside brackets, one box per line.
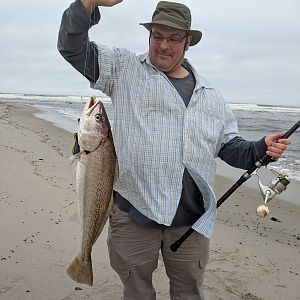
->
[1, 93, 299, 183]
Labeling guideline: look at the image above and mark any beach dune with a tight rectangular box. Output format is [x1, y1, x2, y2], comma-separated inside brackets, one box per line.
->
[0, 103, 299, 299]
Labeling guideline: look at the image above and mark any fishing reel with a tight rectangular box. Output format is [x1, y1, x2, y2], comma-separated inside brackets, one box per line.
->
[253, 169, 290, 218]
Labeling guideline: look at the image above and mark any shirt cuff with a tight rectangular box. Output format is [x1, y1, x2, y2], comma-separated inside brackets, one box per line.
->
[254, 136, 268, 159]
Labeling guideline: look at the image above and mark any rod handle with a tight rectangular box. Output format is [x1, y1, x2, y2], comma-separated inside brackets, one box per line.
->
[170, 228, 195, 252]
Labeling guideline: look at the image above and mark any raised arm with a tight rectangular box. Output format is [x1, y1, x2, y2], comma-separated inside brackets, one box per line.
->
[57, 0, 122, 83]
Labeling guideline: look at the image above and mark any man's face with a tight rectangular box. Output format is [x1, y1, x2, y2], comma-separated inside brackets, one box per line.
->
[149, 24, 192, 73]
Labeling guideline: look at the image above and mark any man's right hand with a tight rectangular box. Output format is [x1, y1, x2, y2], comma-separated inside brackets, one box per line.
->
[81, 0, 123, 15]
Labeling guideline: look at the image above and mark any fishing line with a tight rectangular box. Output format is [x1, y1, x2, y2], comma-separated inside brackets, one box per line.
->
[82, 0, 97, 97]
[72, 1, 97, 164]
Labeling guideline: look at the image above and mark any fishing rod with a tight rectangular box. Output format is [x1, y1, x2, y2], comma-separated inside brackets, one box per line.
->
[170, 120, 300, 252]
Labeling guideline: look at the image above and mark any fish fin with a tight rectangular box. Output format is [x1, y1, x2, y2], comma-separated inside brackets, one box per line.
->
[69, 153, 81, 163]
[114, 159, 119, 184]
[69, 211, 80, 225]
[66, 257, 93, 286]
[69, 152, 83, 174]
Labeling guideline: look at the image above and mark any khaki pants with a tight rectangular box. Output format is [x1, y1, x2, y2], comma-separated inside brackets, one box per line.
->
[107, 205, 209, 300]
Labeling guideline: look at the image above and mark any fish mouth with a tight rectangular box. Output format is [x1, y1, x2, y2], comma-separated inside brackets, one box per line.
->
[79, 98, 111, 153]
[86, 99, 101, 116]
[85, 100, 110, 131]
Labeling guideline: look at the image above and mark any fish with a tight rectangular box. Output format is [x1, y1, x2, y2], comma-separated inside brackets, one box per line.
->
[66, 98, 116, 286]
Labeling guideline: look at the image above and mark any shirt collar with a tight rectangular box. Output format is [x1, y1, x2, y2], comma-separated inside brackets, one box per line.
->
[138, 52, 213, 89]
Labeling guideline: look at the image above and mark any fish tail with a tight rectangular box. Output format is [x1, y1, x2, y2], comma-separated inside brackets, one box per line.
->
[66, 257, 93, 286]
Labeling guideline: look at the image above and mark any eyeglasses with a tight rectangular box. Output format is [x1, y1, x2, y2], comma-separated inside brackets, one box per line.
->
[150, 31, 187, 46]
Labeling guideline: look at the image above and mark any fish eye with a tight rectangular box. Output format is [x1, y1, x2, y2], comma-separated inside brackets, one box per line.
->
[95, 114, 102, 122]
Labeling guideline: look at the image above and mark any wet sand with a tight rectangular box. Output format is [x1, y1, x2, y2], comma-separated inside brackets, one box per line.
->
[0, 103, 299, 300]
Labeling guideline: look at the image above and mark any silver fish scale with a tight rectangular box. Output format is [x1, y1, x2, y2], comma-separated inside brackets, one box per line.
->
[67, 99, 116, 286]
[77, 138, 116, 262]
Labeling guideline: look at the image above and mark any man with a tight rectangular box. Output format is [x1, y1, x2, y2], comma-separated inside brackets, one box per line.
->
[58, 1, 290, 299]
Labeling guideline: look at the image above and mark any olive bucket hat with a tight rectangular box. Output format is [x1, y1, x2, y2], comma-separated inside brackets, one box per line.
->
[140, 1, 202, 46]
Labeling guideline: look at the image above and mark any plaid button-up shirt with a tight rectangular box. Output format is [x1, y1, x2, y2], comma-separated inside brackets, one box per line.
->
[91, 46, 238, 238]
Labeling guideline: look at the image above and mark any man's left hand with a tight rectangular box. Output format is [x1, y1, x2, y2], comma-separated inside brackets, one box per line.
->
[265, 131, 291, 160]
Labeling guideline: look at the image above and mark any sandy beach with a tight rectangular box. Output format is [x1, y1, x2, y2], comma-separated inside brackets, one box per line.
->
[0, 103, 299, 300]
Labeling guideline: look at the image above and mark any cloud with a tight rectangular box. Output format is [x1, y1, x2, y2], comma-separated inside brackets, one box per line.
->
[0, 0, 299, 106]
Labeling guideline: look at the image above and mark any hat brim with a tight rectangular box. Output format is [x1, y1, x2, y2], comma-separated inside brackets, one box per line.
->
[140, 21, 202, 46]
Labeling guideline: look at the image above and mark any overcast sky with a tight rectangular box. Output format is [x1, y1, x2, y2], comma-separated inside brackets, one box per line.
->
[0, 0, 299, 106]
